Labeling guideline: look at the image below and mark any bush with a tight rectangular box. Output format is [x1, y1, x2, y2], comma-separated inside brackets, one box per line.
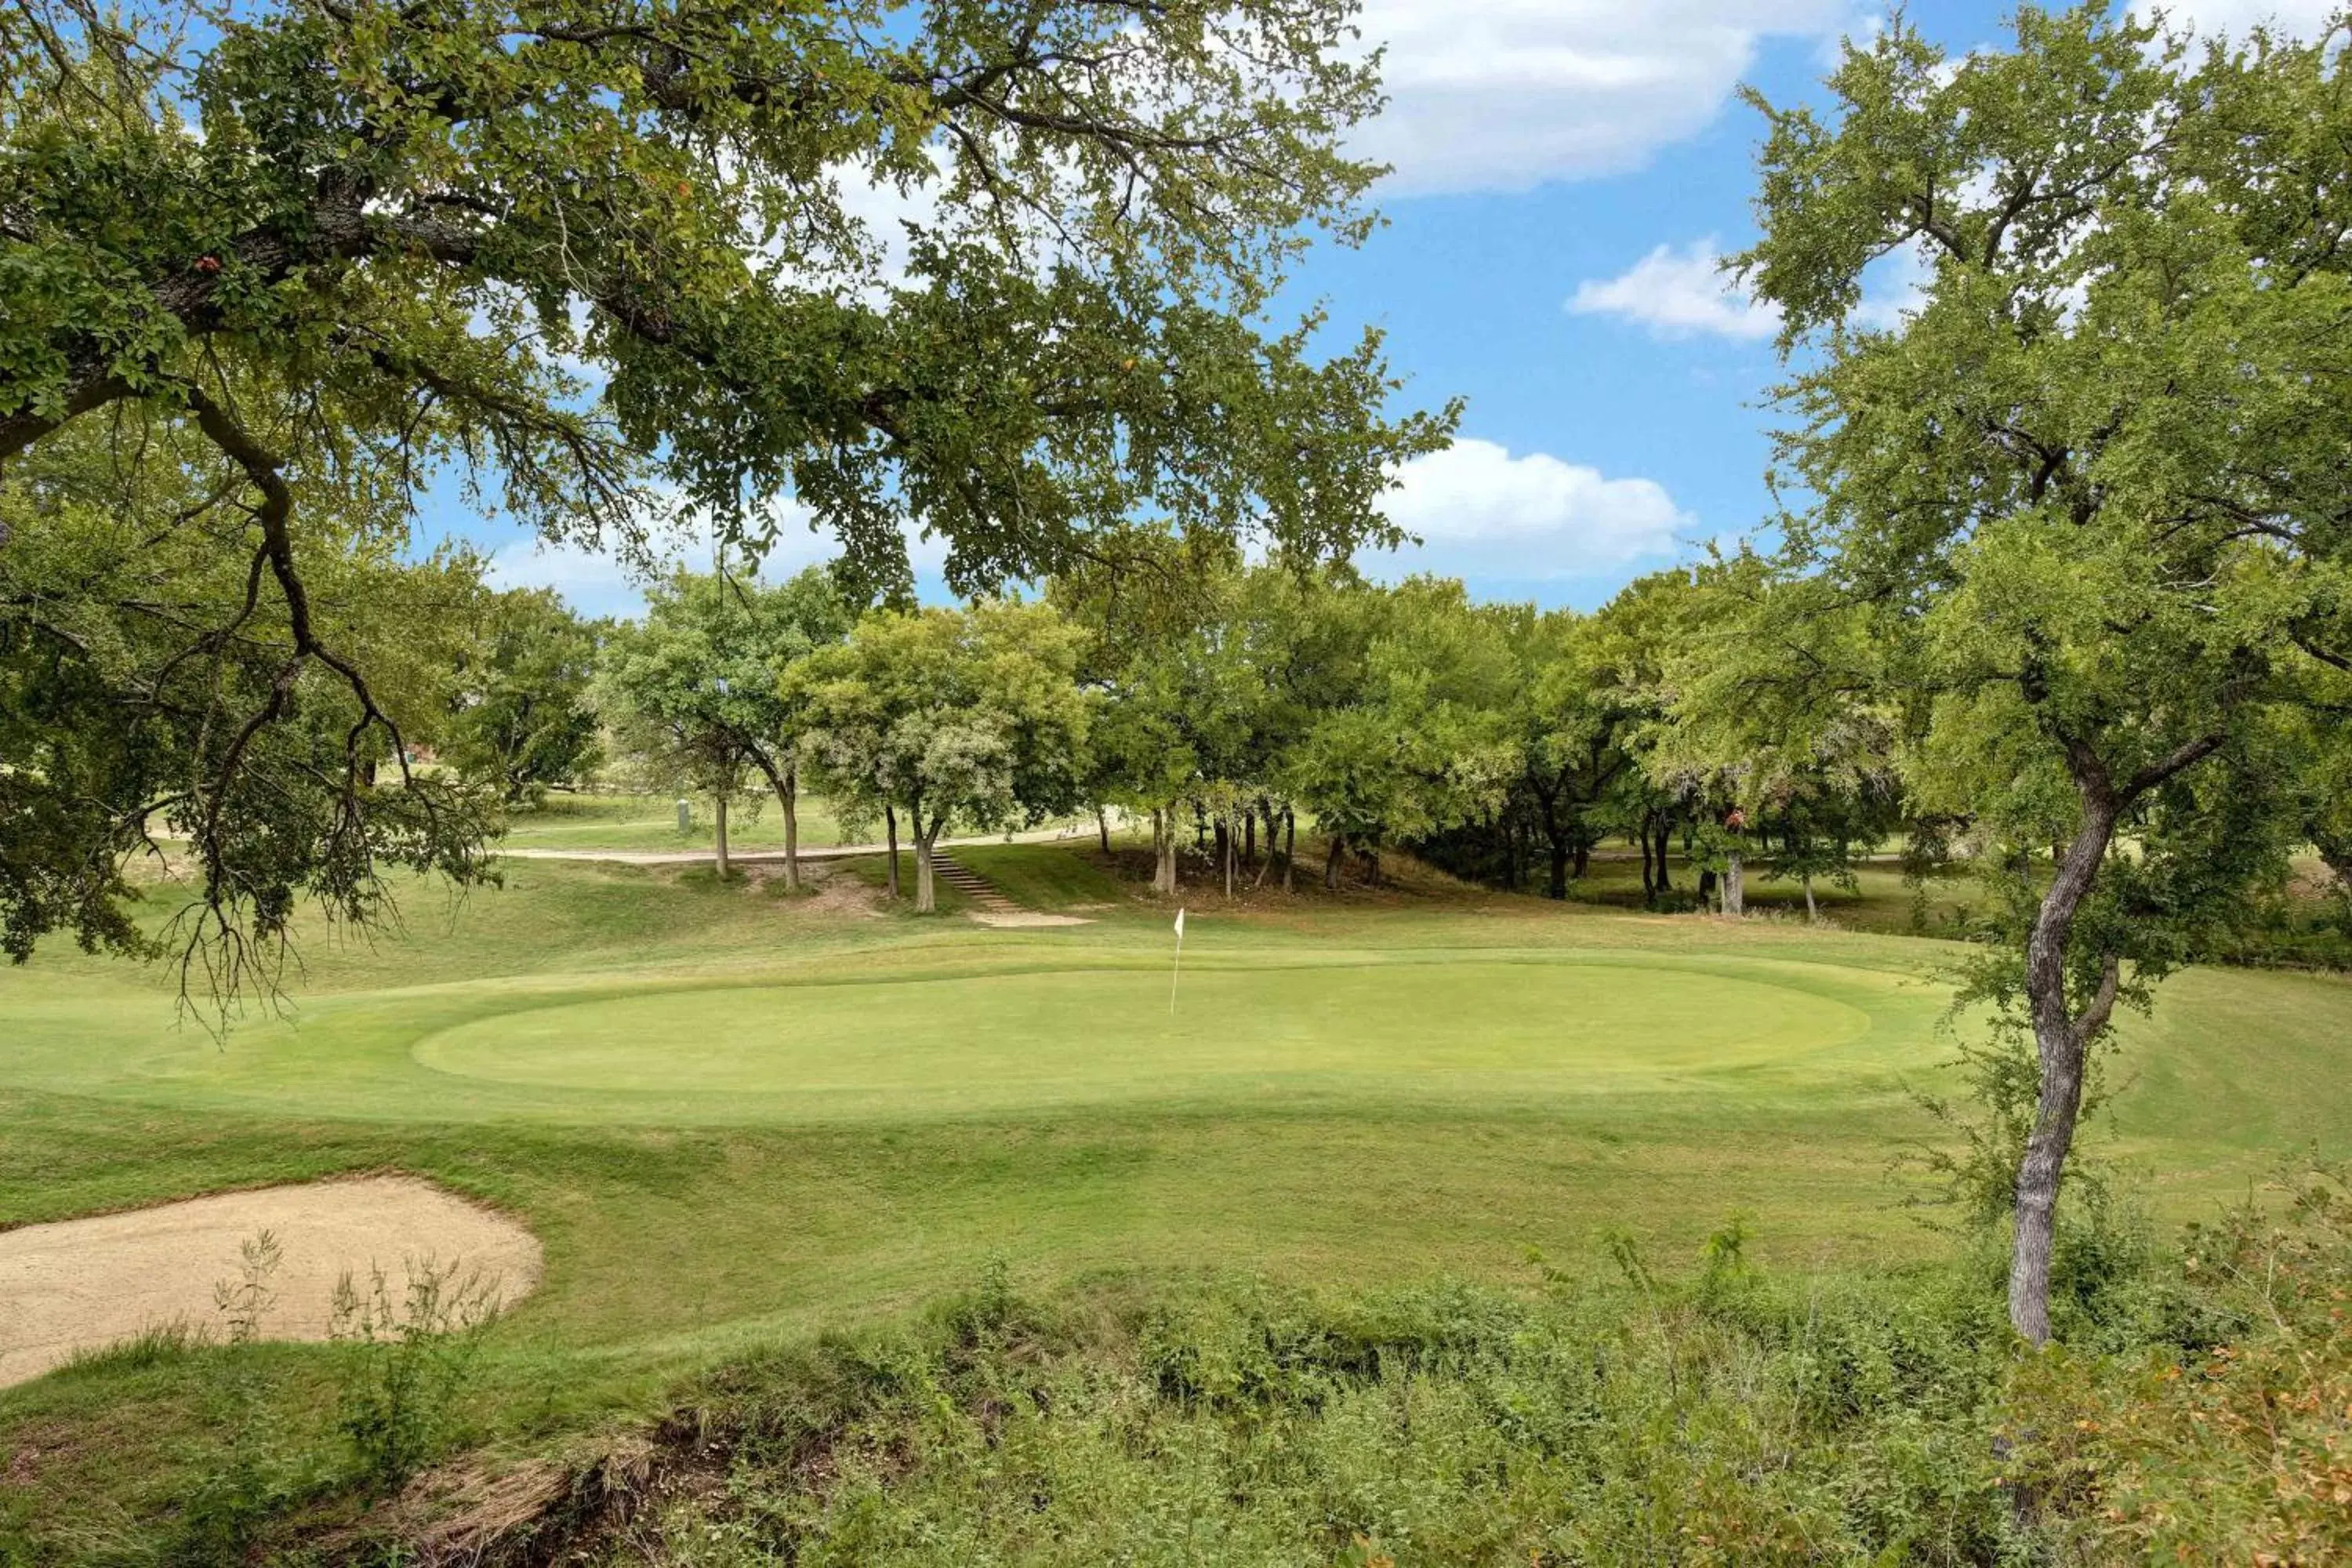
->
[602, 1250, 2031, 1566]
[100, 1185, 2351, 1564]
[2009, 1156, 2352, 1565]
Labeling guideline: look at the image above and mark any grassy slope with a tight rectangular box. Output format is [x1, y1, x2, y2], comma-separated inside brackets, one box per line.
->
[2, 846, 2349, 1552]
[493, 791, 856, 852]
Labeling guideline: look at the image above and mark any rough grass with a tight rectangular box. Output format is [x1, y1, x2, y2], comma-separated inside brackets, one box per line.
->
[3, 846, 2350, 1559]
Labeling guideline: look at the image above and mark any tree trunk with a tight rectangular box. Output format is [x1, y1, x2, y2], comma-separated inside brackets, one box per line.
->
[1571, 839, 1590, 880]
[1150, 807, 1177, 895]
[886, 804, 900, 899]
[1546, 831, 1570, 902]
[1097, 806, 1112, 854]
[1223, 812, 1236, 897]
[913, 801, 938, 913]
[780, 768, 801, 892]
[1244, 809, 1257, 864]
[1722, 851, 1744, 916]
[1802, 872, 1818, 924]
[713, 793, 731, 878]
[2010, 793, 2122, 1346]
[1697, 867, 1716, 906]
[1323, 831, 1345, 890]
[1639, 826, 1657, 904]
[1654, 822, 1675, 892]
[1283, 810, 1296, 892]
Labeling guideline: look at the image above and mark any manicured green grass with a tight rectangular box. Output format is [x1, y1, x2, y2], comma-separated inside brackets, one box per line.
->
[494, 789, 856, 851]
[3, 849, 2348, 1553]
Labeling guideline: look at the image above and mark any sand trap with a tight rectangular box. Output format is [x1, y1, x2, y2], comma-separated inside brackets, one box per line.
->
[967, 911, 1094, 927]
[0, 1176, 542, 1388]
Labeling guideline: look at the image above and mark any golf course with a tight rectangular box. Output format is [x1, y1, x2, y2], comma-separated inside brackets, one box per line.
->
[15, 0, 2352, 1557]
[5, 845, 2350, 1557]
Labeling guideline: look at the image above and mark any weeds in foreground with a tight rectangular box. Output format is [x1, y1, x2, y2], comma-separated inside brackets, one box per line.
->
[60, 1318, 213, 1374]
[330, 1258, 500, 1497]
[2007, 1154, 2352, 1566]
[213, 1229, 283, 1345]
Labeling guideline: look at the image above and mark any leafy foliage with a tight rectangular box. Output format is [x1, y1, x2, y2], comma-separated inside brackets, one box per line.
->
[443, 589, 607, 805]
[1737, 2, 2352, 1341]
[0, 412, 495, 999]
[789, 599, 1087, 909]
[0, 0, 1451, 989]
[2009, 1158, 2352, 1565]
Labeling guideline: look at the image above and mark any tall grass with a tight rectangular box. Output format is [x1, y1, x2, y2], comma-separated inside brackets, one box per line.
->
[491, 1176, 2350, 1567]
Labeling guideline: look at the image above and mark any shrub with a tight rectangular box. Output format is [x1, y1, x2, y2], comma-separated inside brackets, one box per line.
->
[598, 1250, 2031, 1566]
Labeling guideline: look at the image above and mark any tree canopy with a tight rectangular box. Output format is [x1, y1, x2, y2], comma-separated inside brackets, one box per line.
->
[788, 599, 1087, 911]
[444, 588, 606, 806]
[0, 408, 488, 992]
[596, 566, 856, 879]
[0, 0, 1450, 979]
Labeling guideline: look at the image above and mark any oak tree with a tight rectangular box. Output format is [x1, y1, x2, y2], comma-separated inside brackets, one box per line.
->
[1740, 5, 2352, 1342]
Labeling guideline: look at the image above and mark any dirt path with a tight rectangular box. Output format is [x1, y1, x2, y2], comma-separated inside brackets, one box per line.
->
[0, 1176, 542, 1388]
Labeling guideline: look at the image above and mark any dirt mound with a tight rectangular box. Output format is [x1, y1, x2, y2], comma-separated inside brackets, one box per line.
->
[0, 1175, 542, 1388]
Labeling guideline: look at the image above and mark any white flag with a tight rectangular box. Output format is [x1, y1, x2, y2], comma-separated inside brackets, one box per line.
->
[1168, 907, 1186, 1013]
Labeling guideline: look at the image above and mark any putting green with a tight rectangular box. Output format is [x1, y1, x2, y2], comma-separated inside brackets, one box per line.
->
[2, 942, 1938, 1125]
[399, 955, 1898, 1120]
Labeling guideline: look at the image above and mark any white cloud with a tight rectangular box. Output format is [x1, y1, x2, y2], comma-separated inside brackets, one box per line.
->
[1374, 438, 1688, 580]
[824, 155, 946, 296]
[2134, 1, 2340, 39]
[1353, 2, 1859, 194]
[1572, 233, 1933, 341]
[1567, 238, 1780, 341]
[481, 495, 962, 618]
[1350, 1, 2333, 194]
[483, 536, 669, 619]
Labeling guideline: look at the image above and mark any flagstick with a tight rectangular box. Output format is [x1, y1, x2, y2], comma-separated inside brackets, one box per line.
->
[1169, 907, 1185, 1014]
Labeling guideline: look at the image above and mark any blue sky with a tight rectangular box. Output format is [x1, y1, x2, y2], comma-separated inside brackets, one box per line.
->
[463, 0, 2333, 616]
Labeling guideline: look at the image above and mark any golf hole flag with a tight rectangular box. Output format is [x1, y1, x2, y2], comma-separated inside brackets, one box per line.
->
[1169, 907, 1186, 1013]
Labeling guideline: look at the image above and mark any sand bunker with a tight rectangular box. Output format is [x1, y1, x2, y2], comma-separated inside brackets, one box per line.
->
[0, 1175, 542, 1388]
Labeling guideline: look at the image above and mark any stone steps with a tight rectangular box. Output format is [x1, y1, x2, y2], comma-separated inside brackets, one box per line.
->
[931, 855, 1020, 913]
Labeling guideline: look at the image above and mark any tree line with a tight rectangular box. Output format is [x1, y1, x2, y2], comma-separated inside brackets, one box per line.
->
[444, 545, 1910, 922]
